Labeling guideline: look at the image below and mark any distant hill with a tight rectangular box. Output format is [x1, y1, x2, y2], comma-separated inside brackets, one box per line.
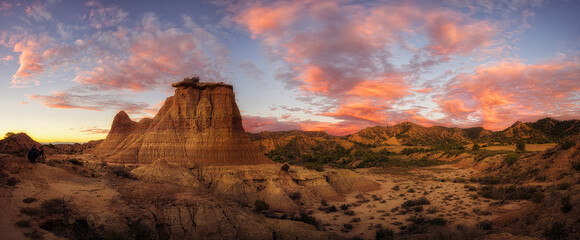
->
[249, 118, 580, 158]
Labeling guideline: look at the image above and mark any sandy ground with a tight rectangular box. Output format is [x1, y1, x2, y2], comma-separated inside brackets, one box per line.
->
[308, 165, 529, 239]
[0, 157, 119, 240]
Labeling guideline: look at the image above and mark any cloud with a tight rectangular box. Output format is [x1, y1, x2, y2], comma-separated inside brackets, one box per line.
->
[242, 115, 302, 133]
[1, 55, 13, 63]
[425, 11, 496, 56]
[28, 92, 150, 114]
[438, 59, 580, 130]
[71, 126, 109, 135]
[238, 60, 265, 81]
[85, 1, 128, 29]
[231, 0, 501, 131]
[71, 13, 227, 91]
[0, 2, 12, 12]
[25, 4, 52, 21]
[10, 34, 54, 87]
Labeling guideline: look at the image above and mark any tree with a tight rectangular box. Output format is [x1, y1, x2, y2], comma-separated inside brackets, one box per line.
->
[516, 140, 526, 152]
[472, 143, 481, 151]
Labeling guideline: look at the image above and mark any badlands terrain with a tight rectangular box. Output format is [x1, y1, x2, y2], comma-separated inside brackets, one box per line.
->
[1, 79, 579, 240]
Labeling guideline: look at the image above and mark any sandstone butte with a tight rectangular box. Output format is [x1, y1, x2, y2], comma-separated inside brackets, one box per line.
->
[92, 78, 273, 166]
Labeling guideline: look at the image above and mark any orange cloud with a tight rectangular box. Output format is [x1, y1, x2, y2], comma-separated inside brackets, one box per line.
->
[10, 36, 53, 86]
[439, 60, 580, 130]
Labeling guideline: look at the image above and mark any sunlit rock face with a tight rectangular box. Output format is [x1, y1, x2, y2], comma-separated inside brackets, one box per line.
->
[93, 79, 273, 166]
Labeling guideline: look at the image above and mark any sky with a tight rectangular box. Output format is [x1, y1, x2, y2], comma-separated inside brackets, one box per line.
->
[0, 0, 579, 143]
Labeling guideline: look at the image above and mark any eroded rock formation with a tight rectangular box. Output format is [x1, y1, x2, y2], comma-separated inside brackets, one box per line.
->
[93, 79, 272, 166]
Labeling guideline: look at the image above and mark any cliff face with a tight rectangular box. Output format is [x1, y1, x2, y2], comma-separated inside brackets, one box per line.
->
[93, 80, 272, 166]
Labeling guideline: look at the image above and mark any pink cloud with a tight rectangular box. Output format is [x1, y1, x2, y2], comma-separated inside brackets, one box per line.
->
[439, 59, 580, 130]
[85, 1, 128, 29]
[425, 11, 496, 56]
[28, 92, 150, 114]
[0, 2, 12, 11]
[242, 115, 302, 133]
[232, 0, 500, 132]
[71, 126, 109, 135]
[10, 35, 54, 87]
[72, 14, 226, 91]
[242, 115, 371, 136]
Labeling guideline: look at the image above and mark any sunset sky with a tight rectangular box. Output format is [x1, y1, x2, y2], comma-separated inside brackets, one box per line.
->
[0, 0, 579, 143]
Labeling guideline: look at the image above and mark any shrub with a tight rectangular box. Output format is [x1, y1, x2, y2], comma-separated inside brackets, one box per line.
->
[67, 159, 83, 166]
[344, 210, 355, 216]
[295, 213, 319, 228]
[532, 191, 545, 203]
[477, 220, 492, 230]
[516, 140, 526, 152]
[320, 199, 328, 206]
[23, 198, 38, 204]
[6, 177, 20, 186]
[479, 185, 539, 200]
[41, 198, 70, 217]
[413, 206, 423, 212]
[289, 191, 301, 200]
[427, 206, 438, 213]
[343, 223, 353, 229]
[340, 204, 349, 211]
[556, 182, 570, 190]
[573, 162, 580, 171]
[472, 143, 481, 151]
[392, 185, 400, 191]
[402, 197, 430, 208]
[281, 164, 290, 172]
[503, 152, 520, 166]
[543, 221, 568, 239]
[20, 207, 41, 216]
[561, 195, 572, 213]
[15, 220, 31, 228]
[254, 200, 269, 212]
[109, 166, 134, 179]
[560, 138, 576, 150]
[375, 227, 394, 240]
[429, 217, 448, 226]
[127, 222, 156, 240]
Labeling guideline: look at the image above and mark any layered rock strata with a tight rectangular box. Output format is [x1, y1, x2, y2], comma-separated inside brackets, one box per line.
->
[93, 79, 272, 166]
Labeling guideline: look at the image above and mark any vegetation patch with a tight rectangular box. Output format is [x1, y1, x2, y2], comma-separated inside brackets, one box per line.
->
[478, 185, 540, 200]
[402, 197, 430, 208]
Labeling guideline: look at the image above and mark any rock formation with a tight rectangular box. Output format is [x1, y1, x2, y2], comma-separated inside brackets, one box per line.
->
[93, 79, 272, 166]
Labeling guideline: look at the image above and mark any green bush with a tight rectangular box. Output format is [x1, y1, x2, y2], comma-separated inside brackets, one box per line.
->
[503, 152, 520, 166]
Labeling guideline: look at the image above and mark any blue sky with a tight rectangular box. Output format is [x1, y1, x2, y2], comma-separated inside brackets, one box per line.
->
[0, 0, 578, 142]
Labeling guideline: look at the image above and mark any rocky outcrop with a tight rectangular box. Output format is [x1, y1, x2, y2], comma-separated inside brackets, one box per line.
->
[0, 133, 40, 156]
[93, 79, 272, 166]
[131, 159, 203, 188]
